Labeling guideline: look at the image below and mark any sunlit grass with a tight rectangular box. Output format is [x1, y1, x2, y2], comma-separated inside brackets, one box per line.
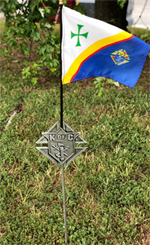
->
[127, 26, 150, 37]
[0, 21, 5, 41]
[53, 24, 60, 34]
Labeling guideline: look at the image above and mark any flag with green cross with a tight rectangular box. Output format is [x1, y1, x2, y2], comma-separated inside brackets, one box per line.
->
[62, 5, 150, 87]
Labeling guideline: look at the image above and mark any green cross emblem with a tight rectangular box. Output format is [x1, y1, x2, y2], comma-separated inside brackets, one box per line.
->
[71, 24, 89, 47]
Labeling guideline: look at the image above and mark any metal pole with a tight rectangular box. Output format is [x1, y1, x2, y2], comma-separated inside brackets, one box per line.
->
[60, 1, 63, 128]
[62, 164, 68, 244]
[59, 1, 68, 244]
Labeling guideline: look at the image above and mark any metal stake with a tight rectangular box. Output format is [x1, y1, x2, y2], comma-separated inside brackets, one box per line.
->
[62, 163, 68, 244]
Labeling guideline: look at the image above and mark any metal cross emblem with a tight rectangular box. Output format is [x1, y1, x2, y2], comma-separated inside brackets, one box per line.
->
[71, 24, 89, 47]
[36, 122, 87, 168]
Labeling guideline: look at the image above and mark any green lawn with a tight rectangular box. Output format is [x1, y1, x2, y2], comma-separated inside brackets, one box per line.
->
[0, 21, 5, 42]
[0, 58, 149, 244]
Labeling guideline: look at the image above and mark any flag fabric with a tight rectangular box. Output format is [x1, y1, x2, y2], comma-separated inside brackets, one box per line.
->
[62, 6, 149, 88]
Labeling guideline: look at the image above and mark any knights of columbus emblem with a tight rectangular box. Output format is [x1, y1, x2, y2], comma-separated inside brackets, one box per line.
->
[36, 122, 87, 168]
[111, 49, 130, 65]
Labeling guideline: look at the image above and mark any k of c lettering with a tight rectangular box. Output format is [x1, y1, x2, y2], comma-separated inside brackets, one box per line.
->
[49, 134, 74, 141]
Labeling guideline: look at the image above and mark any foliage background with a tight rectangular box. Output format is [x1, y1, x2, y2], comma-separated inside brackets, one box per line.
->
[0, 0, 86, 84]
[0, 0, 150, 244]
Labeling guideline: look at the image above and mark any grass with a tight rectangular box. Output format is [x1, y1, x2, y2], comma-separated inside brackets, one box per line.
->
[0, 59, 150, 244]
[127, 26, 150, 36]
[0, 16, 149, 244]
[0, 21, 5, 42]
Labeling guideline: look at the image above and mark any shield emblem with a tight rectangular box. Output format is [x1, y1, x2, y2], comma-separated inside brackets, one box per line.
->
[49, 141, 74, 164]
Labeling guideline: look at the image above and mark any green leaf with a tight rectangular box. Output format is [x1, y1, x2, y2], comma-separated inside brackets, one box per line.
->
[31, 77, 38, 85]
[50, 67, 57, 73]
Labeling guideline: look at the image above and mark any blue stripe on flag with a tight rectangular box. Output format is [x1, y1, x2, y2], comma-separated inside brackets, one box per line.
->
[72, 36, 150, 88]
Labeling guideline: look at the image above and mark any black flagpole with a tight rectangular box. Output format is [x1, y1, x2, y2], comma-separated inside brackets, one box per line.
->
[60, 0, 63, 128]
[59, 1, 68, 244]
